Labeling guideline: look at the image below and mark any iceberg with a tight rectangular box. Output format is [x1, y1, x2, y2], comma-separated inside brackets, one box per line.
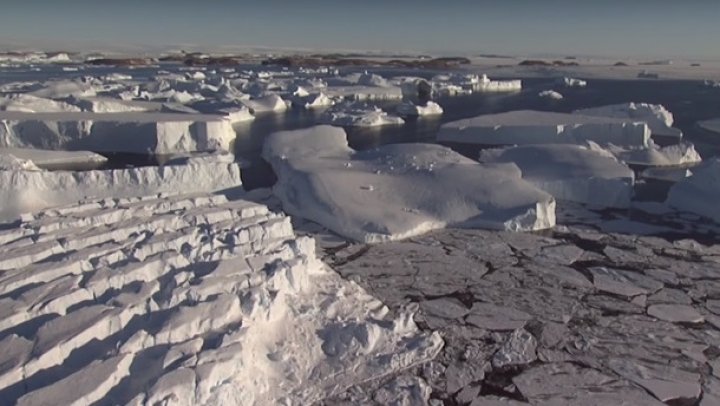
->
[0, 192, 441, 405]
[396, 101, 444, 117]
[318, 103, 404, 127]
[0, 94, 81, 113]
[601, 142, 702, 167]
[666, 159, 720, 223]
[574, 103, 682, 139]
[539, 90, 564, 100]
[479, 144, 635, 208]
[0, 111, 238, 154]
[241, 94, 289, 113]
[557, 77, 587, 87]
[0, 148, 107, 169]
[437, 110, 650, 147]
[0, 161, 242, 220]
[263, 125, 556, 243]
[698, 118, 720, 135]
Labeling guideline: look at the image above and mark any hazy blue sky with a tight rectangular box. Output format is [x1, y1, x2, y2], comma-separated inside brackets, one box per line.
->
[0, 0, 718, 58]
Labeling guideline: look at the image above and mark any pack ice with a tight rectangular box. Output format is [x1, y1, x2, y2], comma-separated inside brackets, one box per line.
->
[263, 126, 556, 243]
[479, 144, 635, 208]
[574, 103, 683, 139]
[437, 110, 650, 147]
[0, 192, 441, 405]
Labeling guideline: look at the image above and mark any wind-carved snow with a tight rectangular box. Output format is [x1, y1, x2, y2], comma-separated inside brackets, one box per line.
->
[574, 102, 683, 139]
[437, 110, 651, 147]
[263, 125, 556, 243]
[479, 143, 635, 208]
[666, 158, 720, 223]
[0, 192, 441, 405]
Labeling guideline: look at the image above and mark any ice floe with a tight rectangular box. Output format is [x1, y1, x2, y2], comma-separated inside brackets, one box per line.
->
[557, 77, 587, 87]
[539, 90, 564, 100]
[263, 125, 556, 242]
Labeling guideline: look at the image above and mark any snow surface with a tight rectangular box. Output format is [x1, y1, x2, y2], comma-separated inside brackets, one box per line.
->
[396, 101, 444, 117]
[437, 110, 650, 147]
[0, 162, 242, 220]
[0, 111, 237, 154]
[479, 144, 635, 208]
[263, 125, 556, 242]
[0, 192, 441, 405]
[319, 103, 405, 127]
[666, 158, 720, 223]
[574, 103, 682, 139]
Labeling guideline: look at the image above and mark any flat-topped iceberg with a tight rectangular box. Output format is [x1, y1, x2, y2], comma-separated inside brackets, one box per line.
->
[574, 102, 682, 139]
[0, 161, 243, 220]
[263, 126, 556, 242]
[479, 144, 635, 208]
[318, 103, 404, 127]
[437, 110, 650, 147]
[396, 101, 444, 117]
[698, 118, 720, 134]
[1, 148, 107, 169]
[0, 111, 237, 154]
[601, 142, 702, 167]
[666, 159, 720, 223]
[0, 94, 81, 113]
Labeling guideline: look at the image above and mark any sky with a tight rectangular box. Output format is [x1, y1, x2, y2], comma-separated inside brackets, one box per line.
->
[0, 0, 718, 59]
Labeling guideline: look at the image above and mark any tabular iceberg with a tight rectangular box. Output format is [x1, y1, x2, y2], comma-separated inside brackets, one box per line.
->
[263, 125, 556, 243]
[574, 103, 682, 139]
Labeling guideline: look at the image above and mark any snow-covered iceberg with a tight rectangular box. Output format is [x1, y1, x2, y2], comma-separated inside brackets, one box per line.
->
[0, 192, 442, 405]
[0, 111, 238, 154]
[0, 161, 243, 220]
[263, 126, 556, 242]
[574, 103, 682, 139]
[666, 159, 720, 223]
[601, 142, 702, 167]
[437, 110, 650, 147]
[479, 144, 635, 208]
[396, 101, 444, 117]
[241, 94, 289, 113]
[318, 103, 404, 127]
[1, 147, 107, 169]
